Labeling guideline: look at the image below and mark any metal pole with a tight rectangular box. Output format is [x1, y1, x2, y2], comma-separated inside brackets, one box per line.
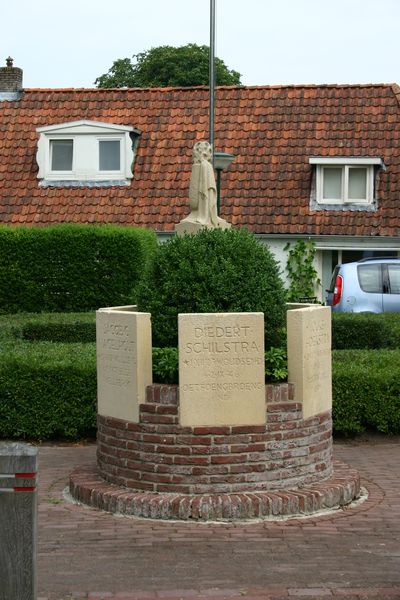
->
[216, 169, 221, 215]
[209, 0, 215, 157]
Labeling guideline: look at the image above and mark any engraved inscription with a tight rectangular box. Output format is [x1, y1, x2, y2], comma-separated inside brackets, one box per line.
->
[304, 318, 330, 392]
[181, 323, 262, 400]
[178, 313, 266, 426]
[98, 320, 135, 388]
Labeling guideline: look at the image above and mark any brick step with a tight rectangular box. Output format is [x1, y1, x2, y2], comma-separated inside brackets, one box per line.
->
[70, 458, 360, 521]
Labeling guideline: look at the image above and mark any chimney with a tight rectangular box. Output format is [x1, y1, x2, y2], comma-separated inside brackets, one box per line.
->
[0, 57, 23, 101]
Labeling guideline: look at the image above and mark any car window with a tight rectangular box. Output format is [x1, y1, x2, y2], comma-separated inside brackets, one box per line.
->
[388, 264, 400, 294]
[357, 264, 382, 293]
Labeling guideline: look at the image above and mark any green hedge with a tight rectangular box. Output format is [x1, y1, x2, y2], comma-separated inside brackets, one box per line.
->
[332, 349, 400, 434]
[332, 313, 400, 349]
[11, 312, 96, 343]
[18, 322, 96, 343]
[2, 313, 400, 439]
[0, 341, 97, 439]
[0, 224, 157, 313]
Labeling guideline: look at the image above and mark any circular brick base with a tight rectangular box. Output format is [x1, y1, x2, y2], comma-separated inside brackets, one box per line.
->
[69, 459, 360, 521]
[70, 383, 361, 519]
[96, 384, 334, 495]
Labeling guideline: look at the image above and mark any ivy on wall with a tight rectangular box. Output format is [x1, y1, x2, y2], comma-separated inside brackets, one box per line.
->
[284, 240, 321, 302]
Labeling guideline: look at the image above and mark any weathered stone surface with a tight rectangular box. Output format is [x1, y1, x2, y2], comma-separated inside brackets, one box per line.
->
[175, 141, 231, 234]
[96, 307, 152, 423]
[287, 305, 332, 419]
[178, 313, 265, 427]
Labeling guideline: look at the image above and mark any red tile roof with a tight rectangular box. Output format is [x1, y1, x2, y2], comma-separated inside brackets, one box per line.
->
[0, 84, 399, 236]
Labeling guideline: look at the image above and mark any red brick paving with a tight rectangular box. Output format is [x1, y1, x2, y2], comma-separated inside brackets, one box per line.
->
[37, 438, 400, 600]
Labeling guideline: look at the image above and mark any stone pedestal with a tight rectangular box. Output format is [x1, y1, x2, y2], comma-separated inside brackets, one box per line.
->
[175, 218, 231, 235]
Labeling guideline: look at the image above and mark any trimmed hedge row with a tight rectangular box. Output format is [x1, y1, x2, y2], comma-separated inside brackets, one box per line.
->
[332, 349, 400, 434]
[0, 224, 157, 313]
[332, 313, 400, 349]
[0, 342, 97, 439]
[12, 312, 96, 342]
[2, 313, 400, 439]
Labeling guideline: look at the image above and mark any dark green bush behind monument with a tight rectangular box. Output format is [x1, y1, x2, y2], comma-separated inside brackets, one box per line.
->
[0, 224, 157, 313]
[136, 228, 287, 349]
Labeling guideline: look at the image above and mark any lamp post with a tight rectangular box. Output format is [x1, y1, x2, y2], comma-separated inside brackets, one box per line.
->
[214, 151, 235, 215]
[209, 1, 235, 217]
[209, 0, 215, 152]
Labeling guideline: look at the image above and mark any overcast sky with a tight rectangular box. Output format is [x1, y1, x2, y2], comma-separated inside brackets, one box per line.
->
[2, 0, 399, 88]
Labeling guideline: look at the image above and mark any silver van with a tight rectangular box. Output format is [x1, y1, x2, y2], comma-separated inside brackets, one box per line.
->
[326, 258, 400, 313]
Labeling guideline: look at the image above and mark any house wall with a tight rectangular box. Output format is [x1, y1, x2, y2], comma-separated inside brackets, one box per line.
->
[258, 238, 324, 302]
[157, 231, 400, 305]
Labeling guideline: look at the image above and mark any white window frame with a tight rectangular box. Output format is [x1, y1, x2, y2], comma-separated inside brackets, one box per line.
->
[97, 137, 122, 173]
[36, 120, 138, 184]
[309, 157, 384, 206]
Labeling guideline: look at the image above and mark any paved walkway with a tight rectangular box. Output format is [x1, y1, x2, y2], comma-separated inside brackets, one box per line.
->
[37, 438, 400, 600]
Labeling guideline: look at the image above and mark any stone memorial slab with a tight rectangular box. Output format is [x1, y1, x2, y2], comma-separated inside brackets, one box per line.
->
[287, 305, 332, 419]
[178, 313, 265, 426]
[96, 307, 152, 423]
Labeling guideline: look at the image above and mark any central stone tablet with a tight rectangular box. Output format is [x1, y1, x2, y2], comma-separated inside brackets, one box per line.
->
[178, 313, 265, 426]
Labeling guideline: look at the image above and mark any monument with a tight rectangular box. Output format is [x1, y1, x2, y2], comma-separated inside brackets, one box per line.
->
[175, 141, 231, 234]
[70, 304, 361, 521]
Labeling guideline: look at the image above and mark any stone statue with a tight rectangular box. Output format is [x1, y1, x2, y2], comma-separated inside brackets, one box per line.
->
[175, 141, 231, 234]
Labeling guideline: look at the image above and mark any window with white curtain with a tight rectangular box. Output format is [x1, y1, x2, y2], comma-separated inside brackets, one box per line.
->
[99, 140, 121, 171]
[50, 139, 74, 171]
[321, 165, 370, 203]
[309, 157, 383, 206]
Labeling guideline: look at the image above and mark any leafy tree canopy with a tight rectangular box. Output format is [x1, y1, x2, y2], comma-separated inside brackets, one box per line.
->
[95, 44, 241, 88]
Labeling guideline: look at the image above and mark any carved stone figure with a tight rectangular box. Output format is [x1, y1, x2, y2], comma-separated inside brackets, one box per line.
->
[176, 141, 230, 234]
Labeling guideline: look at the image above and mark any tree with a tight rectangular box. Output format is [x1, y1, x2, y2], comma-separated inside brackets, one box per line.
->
[95, 44, 241, 88]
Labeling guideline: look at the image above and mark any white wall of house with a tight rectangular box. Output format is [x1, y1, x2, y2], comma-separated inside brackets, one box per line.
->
[257, 236, 324, 301]
[158, 231, 400, 305]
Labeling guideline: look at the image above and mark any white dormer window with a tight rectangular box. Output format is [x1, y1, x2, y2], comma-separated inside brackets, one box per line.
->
[309, 157, 384, 206]
[36, 120, 140, 186]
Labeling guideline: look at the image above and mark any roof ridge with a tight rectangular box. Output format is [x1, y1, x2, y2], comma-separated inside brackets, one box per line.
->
[22, 82, 397, 93]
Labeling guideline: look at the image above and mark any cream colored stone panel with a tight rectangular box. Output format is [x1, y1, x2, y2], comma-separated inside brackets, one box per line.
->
[287, 305, 332, 419]
[179, 313, 265, 427]
[96, 308, 152, 423]
[175, 219, 231, 235]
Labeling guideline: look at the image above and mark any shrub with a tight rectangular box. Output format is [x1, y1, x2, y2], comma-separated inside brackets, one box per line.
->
[0, 224, 157, 313]
[265, 347, 288, 382]
[137, 228, 286, 349]
[0, 341, 97, 439]
[332, 349, 400, 434]
[332, 313, 400, 349]
[152, 347, 179, 384]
